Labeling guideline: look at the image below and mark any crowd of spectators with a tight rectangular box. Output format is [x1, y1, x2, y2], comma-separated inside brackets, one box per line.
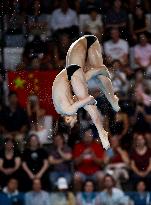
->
[0, 0, 151, 204]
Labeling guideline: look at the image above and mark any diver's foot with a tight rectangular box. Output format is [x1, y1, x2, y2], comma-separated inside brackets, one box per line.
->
[110, 95, 120, 112]
[87, 95, 97, 105]
[100, 130, 110, 150]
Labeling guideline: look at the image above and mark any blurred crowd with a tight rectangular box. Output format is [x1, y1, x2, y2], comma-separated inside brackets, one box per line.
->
[0, 0, 151, 71]
[0, 0, 151, 204]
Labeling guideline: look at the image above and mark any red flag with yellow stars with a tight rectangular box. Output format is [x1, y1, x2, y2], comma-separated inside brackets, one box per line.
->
[7, 70, 59, 117]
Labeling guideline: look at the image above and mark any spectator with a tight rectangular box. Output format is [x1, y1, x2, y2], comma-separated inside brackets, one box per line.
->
[0, 191, 11, 205]
[0, 91, 29, 140]
[96, 174, 129, 205]
[22, 35, 48, 70]
[25, 178, 50, 205]
[27, 95, 51, 144]
[132, 103, 150, 133]
[104, 0, 128, 39]
[22, 134, 48, 191]
[130, 133, 151, 190]
[40, 40, 56, 70]
[50, 0, 79, 38]
[134, 33, 151, 75]
[108, 111, 129, 138]
[54, 33, 71, 70]
[104, 137, 130, 187]
[80, 0, 102, 14]
[26, 1, 49, 36]
[126, 0, 139, 13]
[104, 28, 129, 66]
[134, 70, 151, 107]
[0, 138, 21, 188]
[27, 95, 41, 129]
[50, 177, 75, 205]
[130, 71, 151, 133]
[3, 178, 24, 205]
[76, 179, 98, 205]
[67, 122, 81, 148]
[30, 57, 41, 70]
[79, 111, 94, 136]
[127, 181, 151, 205]
[20, 39, 56, 71]
[130, 5, 149, 44]
[110, 60, 129, 96]
[145, 132, 151, 149]
[83, 6, 103, 41]
[73, 127, 104, 191]
[144, 109, 151, 133]
[48, 133, 72, 188]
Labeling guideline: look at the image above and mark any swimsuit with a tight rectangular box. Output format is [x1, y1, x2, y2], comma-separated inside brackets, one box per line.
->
[66, 64, 81, 81]
[66, 35, 97, 81]
[85, 35, 111, 79]
[85, 35, 97, 60]
[66, 35, 110, 81]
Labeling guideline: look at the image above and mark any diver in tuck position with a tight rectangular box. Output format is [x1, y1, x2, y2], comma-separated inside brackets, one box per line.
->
[52, 35, 120, 149]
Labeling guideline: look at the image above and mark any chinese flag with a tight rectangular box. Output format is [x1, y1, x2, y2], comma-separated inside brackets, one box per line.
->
[7, 70, 59, 118]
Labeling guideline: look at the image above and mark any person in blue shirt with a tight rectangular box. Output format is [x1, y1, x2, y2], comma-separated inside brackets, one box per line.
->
[25, 178, 50, 205]
[96, 174, 129, 205]
[3, 178, 24, 205]
[76, 179, 98, 205]
[0, 191, 11, 205]
[126, 181, 151, 205]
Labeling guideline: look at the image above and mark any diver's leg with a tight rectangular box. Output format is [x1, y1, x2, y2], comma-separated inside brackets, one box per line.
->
[70, 68, 110, 149]
[87, 39, 120, 112]
[97, 75, 120, 112]
[84, 105, 110, 150]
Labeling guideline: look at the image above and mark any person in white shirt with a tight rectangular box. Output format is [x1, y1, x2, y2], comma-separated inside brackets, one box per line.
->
[104, 28, 129, 66]
[96, 174, 130, 205]
[83, 6, 103, 41]
[25, 178, 50, 205]
[134, 33, 151, 75]
[51, 0, 78, 32]
[110, 60, 129, 95]
[50, 177, 75, 205]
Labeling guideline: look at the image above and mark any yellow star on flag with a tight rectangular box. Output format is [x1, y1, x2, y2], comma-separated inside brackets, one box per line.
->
[28, 73, 34, 79]
[34, 78, 39, 84]
[34, 85, 39, 92]
[14, 77, 26, 89]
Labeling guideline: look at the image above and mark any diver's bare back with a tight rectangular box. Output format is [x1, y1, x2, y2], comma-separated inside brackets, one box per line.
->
[52, 69, 72, 114]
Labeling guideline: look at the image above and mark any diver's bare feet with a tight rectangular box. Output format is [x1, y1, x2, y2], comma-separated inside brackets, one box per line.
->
[87, 95, 97, 105]
[111, 95, 120, 112]
[100, 130, 110, 150]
